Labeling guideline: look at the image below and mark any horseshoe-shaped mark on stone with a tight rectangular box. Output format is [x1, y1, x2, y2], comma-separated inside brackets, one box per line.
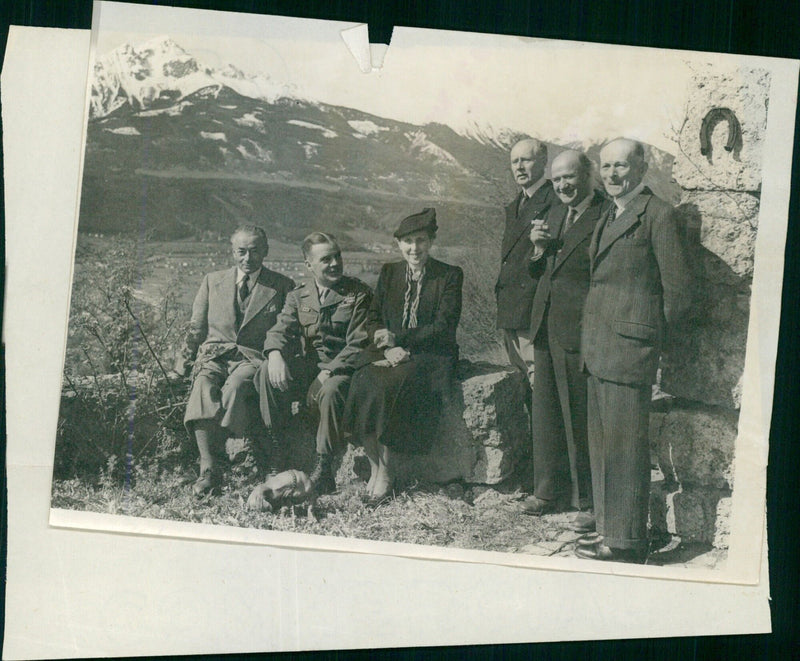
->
[699, 107, 742, 159]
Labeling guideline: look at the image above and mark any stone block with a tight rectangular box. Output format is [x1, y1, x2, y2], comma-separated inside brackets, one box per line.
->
[673, 66, 770, 192]
[669, 487, 730, 546]
[660, 192, 755, 407]
[660, 283, 749, 408]
[648, 474, 671, 537]
[679, 191, 759, 280]
[652, 403, 737, 490]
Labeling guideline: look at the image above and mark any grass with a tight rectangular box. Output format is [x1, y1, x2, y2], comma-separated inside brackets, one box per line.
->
[51, 431, 555, 554]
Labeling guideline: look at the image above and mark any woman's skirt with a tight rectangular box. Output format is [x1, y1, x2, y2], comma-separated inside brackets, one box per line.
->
[343, 353, 454, 454]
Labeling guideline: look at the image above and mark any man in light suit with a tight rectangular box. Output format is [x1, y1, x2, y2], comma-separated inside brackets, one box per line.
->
[578, 138, 693, 563]
[248, 232, 372, 505]
[176, 225, 295, 497]
[520, 149, 604, 517]
[496, 138, 558, 399]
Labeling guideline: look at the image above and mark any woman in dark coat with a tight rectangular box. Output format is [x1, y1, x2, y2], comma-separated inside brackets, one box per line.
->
[344, 208, 463, 503]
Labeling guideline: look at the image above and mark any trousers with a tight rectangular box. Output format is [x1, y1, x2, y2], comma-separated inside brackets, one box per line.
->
[255, 358, 351, 455]
[531, 321, 591, 508]
[183, 355, 259, 437]
[586, 375, 651, 551]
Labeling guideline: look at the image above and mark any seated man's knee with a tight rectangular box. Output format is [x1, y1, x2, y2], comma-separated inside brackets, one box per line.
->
[190, 373, 221, 398]
[226, 364, 256, 390]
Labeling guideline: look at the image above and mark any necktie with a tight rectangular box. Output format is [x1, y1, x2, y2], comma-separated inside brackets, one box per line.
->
[563, 206, 577, 235]
[237, 277, 250, 321]
[518, 193, 531, 217]
[319, 288, 329, 306]
[608, 203, 619, 225]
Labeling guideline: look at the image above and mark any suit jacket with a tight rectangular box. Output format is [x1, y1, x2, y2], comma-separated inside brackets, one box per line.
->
[581, 187, 693, 385]
[529, 191, 606, 352]
[177, 266, 295, 372]
[263, 275, 372, 375]
[367, 258, 463, 360]
[495, 182, 558, 329]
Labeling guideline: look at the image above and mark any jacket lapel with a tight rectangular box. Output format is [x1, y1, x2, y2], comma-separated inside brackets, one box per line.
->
[321, 285, 344, 309]
[501, 193, 524, 258]
[240, 269, 279, 329]
[502, 185, 553, 260]
[549, 204, 567, 244]
[595, 192, 650, 258]
[553, 192, 604, 273]
[216, 267, 239, 331]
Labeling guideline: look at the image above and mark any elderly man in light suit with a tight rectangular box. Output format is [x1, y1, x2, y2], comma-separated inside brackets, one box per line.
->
[176, 225, 294, 496]
[578, 138, 693, 563]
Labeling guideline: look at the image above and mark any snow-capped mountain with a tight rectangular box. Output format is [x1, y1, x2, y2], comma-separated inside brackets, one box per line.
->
[81, 37, 679, 242]
[90, 36, 291, 118]
[458, 119, 526, 151]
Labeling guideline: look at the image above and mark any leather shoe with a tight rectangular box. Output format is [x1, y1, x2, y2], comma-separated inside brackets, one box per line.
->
[575, 543, 647, 564]
[519, 495, 561, 516]
[365, 492, 393, 508]
[575, 532, 602, 547]
[192, 467, 219, 498]
[569, 511, 596, 533]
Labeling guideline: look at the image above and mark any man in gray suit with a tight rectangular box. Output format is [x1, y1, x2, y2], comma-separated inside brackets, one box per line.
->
[176, 225, 294, 497]
[578, 138, 692, 563]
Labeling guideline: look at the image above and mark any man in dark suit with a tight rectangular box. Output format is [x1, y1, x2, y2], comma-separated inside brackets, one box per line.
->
[520, 149, 604, 517]
[496, 138, 558, 398]
[175, 225, 295, 497]
[249, 232, 372, 504]
[577, 138, 692, 563]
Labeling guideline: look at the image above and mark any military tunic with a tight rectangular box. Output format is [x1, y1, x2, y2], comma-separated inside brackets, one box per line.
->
[256, 275, 372, 454]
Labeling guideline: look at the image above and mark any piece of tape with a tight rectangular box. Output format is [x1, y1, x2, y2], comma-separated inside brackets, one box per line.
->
[341, 23, 387, 72]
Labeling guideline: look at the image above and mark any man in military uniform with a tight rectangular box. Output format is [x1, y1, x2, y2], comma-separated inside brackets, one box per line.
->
[249, 232, 372, 502]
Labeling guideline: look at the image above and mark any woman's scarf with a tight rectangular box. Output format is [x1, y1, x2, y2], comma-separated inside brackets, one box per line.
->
[401, 264, 425, 329]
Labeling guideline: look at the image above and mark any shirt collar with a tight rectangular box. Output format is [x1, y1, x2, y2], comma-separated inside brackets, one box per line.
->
[614, 182, 646, 210]
[522, 175, 548, 199]
[569, 190, 594, 218]
[314, 280, 332, 300]
[237, 267, 261, 284]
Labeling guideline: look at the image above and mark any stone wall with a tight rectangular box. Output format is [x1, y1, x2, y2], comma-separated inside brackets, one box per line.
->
[653, 65, 770, 548]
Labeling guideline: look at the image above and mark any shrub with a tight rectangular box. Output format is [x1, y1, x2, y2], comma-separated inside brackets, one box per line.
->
[56, 236, 191, 479]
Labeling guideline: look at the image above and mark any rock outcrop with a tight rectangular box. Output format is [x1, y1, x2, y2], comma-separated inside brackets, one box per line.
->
[386, 364, 529, 485]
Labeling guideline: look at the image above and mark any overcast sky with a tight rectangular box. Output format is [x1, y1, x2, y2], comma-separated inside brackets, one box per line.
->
[93, 1, 761, 155]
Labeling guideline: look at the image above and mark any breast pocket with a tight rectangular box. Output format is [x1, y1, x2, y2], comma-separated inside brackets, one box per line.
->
[298, 308, 318, 333]
[329, 304, 353, 330]
[617, 238, 649, 247]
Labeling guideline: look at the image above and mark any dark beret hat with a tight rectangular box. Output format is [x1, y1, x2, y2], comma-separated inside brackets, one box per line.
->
[393, 208, 437, 239]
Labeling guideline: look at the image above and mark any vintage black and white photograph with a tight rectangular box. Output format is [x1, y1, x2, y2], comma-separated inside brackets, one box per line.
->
[47, 0, 790, 581]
